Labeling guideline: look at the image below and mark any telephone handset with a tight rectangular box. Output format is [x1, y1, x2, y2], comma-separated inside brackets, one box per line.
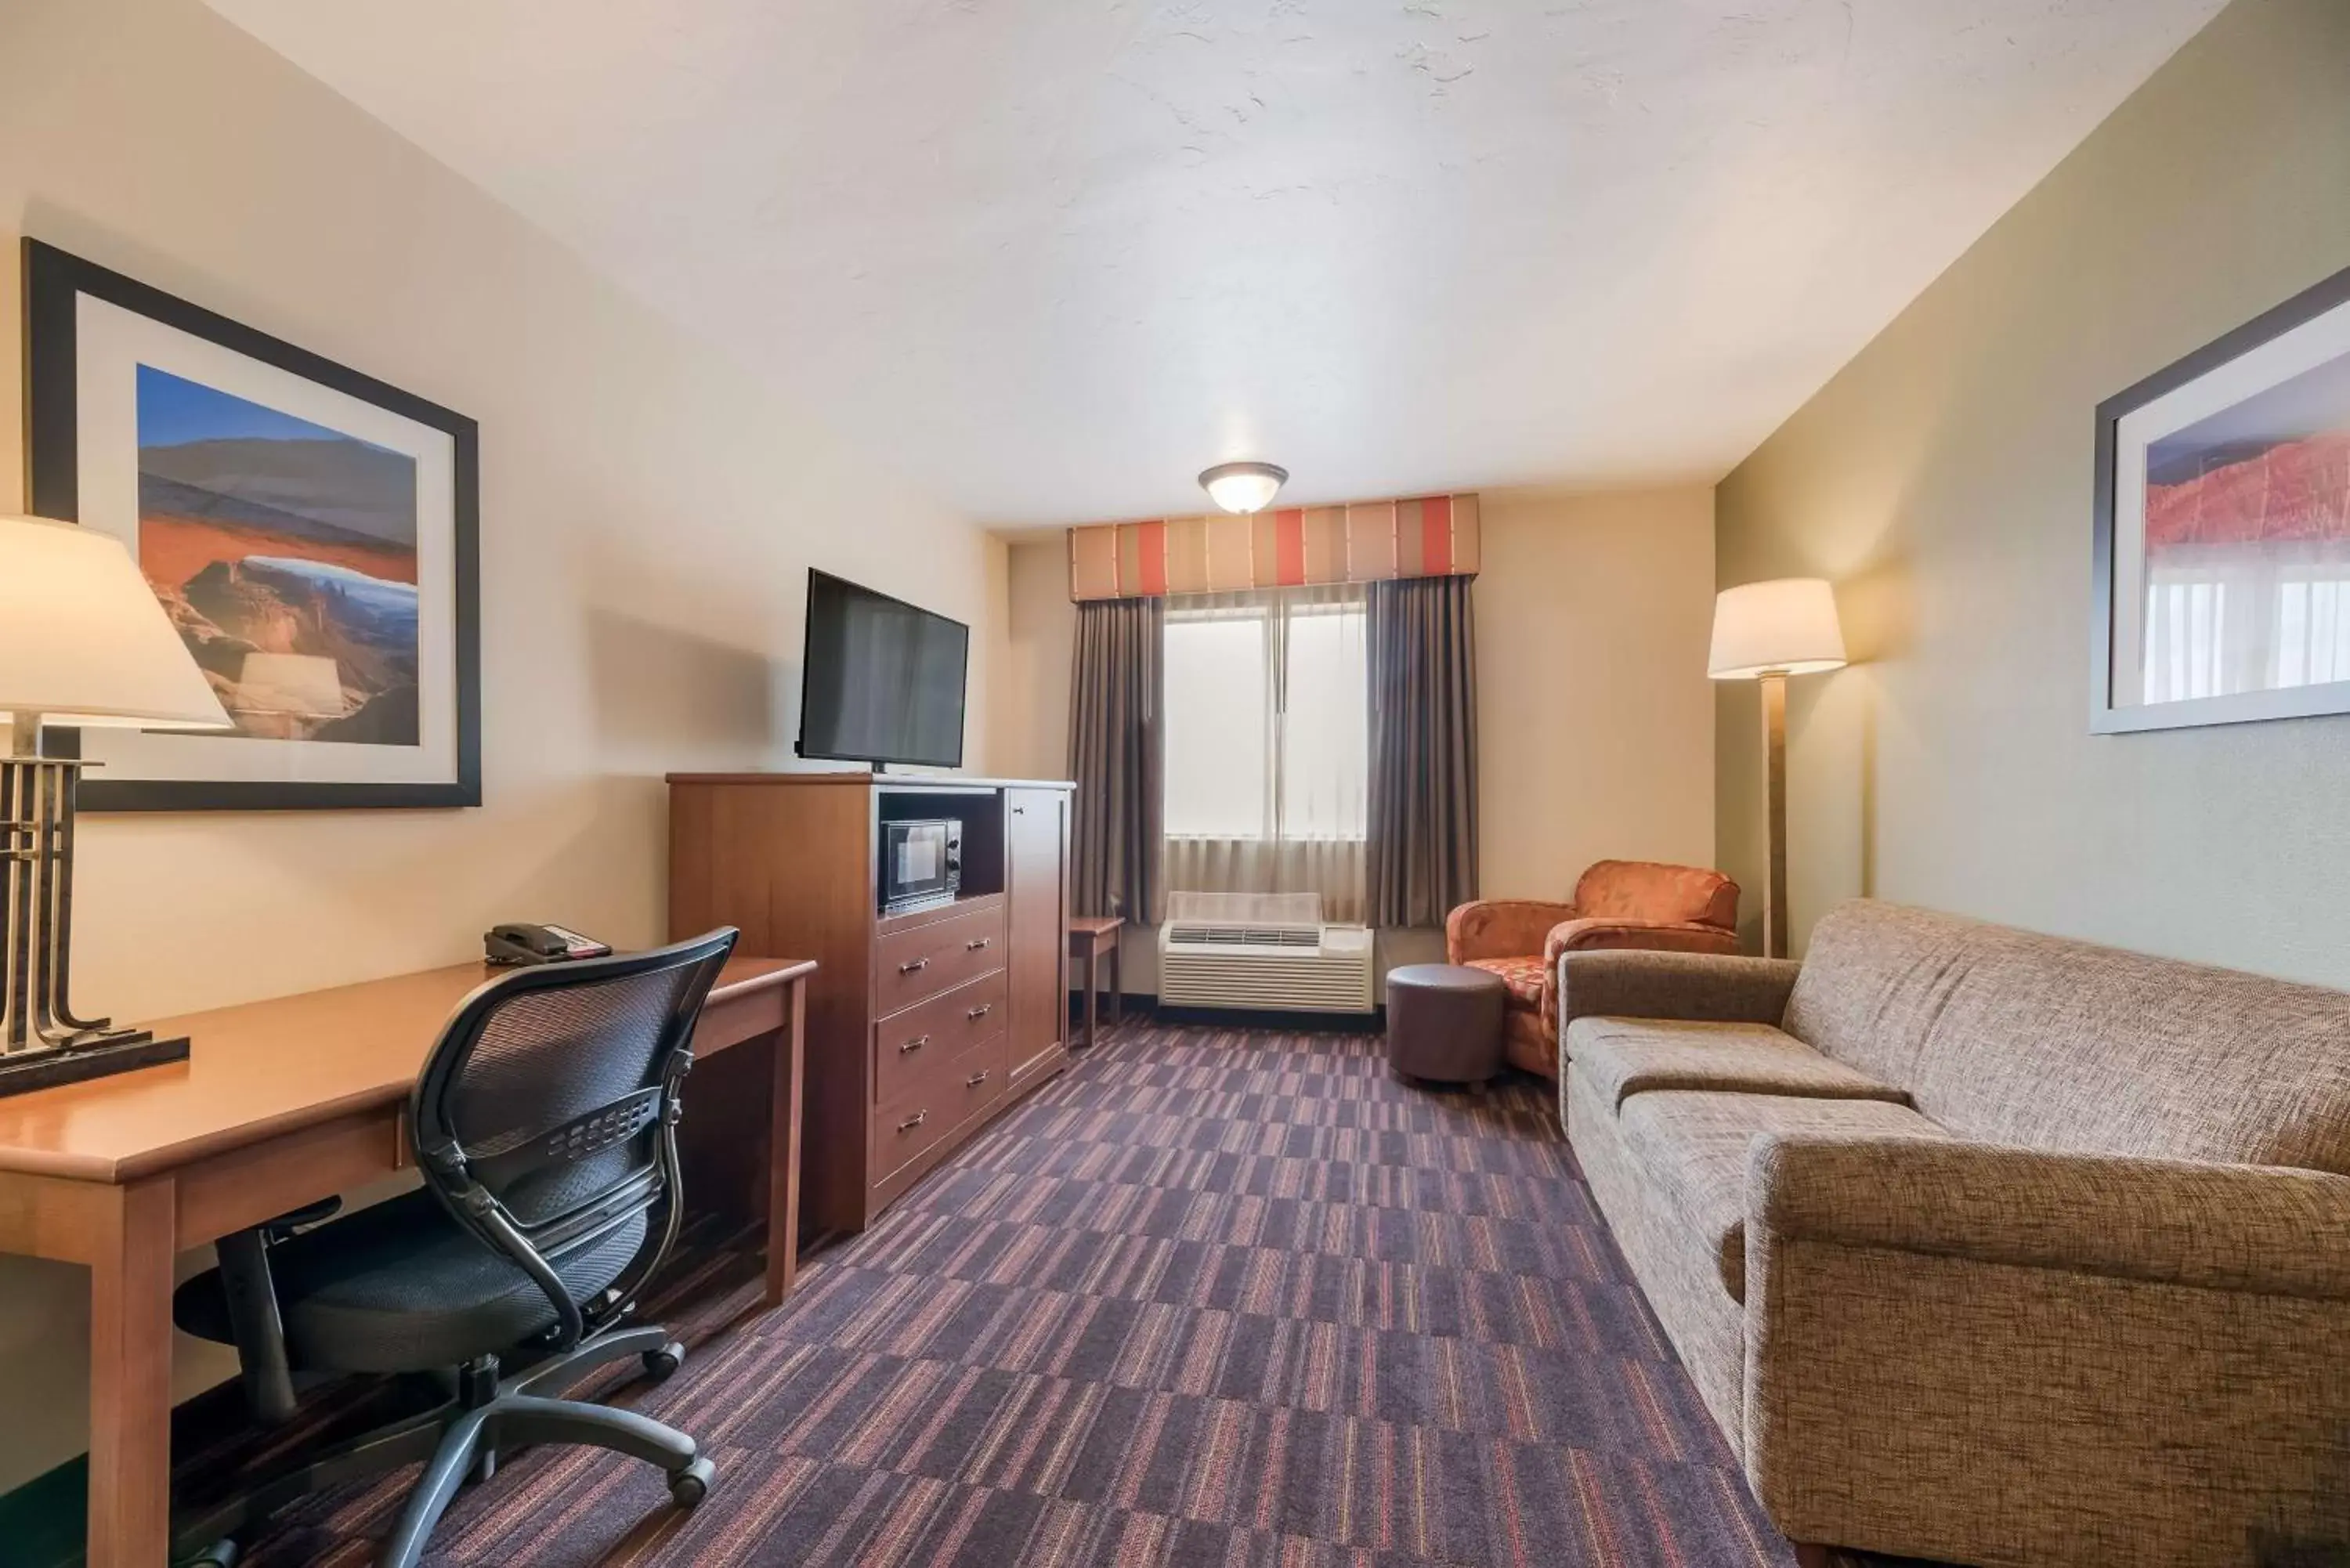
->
[484, 923, 614, 966]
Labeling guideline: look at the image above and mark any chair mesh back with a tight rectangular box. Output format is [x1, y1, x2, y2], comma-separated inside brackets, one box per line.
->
[446, 966, 703, 1229]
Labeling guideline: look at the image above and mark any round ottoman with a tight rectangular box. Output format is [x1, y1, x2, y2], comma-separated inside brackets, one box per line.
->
[1384, 963, 1506, 1084]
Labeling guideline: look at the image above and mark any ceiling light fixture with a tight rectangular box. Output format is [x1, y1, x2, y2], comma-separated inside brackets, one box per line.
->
[1198, 461, 1289, 515]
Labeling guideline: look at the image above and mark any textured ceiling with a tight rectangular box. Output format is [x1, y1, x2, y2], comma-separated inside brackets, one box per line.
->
[210, 0, 2226, 527]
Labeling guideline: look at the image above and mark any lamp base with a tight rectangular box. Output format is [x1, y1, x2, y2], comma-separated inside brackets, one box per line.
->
[0, 1030, 190, 1097]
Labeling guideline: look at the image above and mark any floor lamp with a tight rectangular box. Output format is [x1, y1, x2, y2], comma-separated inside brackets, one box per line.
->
[1708, 579, 1846, 959]
[0, 515, 231, 1093]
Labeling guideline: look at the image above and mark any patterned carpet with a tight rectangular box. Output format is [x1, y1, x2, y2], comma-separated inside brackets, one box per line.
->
[213, 1019, 1811, 1566]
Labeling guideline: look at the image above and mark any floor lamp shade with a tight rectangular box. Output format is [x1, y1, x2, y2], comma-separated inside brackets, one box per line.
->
[1708, 578, 1846, 961]
[0, 515, 228, 1094]
[1708, 577, 1847, 680]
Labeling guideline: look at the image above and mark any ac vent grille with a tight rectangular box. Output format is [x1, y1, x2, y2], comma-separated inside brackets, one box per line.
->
[1165, 925, 1320, 948]
[1157, 916, 1375, 1014]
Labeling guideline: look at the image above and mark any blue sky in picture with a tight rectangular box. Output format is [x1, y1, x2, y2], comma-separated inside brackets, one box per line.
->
[136, 364, 381, 450]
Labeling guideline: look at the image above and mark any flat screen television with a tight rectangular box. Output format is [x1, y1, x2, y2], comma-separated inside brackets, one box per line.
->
[797, 569, 970, 768]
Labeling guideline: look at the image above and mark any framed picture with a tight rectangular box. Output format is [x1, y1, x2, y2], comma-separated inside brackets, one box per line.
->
[2095, 262, 2350, 735]
[24, 239, 479, 809]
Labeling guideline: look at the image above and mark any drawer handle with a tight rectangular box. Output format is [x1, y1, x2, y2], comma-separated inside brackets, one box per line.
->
[898, 957, 930, 975]
[897, 1110, 928, 1133]
[966, 937, 992, 951]
[965, 1069, 991, 1087]
[899, 1034, 930, 1054]
[966, 1003, 993, 1021]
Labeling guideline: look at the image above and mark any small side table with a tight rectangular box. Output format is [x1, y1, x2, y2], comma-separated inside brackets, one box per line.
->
[1067, 916, 1125, 1050]
[1385, 963, 1506, 1084]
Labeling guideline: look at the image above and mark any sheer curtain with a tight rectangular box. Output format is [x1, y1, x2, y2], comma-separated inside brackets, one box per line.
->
[1162, 583, 1368, 923]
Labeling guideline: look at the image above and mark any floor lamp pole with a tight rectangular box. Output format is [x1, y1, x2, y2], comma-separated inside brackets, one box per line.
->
[1760, 672, 1788, 960]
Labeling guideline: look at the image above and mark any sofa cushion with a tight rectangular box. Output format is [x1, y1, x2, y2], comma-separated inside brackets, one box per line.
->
[1565, 1017, 1907, 1113]
[1614, 1090, 1949, 1302]
[1463, 955, 1544, 1010]
[1787, 901, 2350, 1174]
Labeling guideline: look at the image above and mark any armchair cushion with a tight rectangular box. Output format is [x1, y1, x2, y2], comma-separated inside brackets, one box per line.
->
[1462, 955, 1545, 1009]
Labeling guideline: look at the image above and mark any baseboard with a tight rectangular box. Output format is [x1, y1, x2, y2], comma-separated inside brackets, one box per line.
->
[0, 1453, 89, 1568]
[1111, 998, 1385, 1035]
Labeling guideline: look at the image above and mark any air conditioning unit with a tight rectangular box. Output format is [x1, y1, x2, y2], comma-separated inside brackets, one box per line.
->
[1158, 891, 1375, 1014]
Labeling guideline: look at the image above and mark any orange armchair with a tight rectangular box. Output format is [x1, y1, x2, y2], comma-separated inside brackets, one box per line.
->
[1445, 860, 1741, 1077]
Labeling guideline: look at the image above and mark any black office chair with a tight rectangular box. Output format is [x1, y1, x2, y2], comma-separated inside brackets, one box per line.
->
[170, 928, 740, 1568]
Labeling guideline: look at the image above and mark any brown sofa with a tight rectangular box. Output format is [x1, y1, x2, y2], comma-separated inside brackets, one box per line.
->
[1446, 859, 1739, 1078]
[1560, 899, 2350, 1568]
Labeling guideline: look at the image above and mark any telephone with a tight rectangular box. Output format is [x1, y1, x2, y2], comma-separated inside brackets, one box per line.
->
[484, 923, 614, 966]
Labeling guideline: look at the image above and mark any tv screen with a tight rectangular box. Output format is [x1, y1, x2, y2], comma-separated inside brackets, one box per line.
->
[797, 569, 969, 768]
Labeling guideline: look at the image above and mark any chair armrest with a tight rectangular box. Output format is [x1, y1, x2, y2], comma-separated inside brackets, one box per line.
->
[1543, 917, 1741, 965]
[1445, 899, 1576, 963]
[1749, 1133, 2350, 1299]
[1555, 948, 1799, 1029]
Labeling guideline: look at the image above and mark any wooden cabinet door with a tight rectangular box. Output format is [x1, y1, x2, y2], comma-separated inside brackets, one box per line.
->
[1003, 787, 1068, 1076]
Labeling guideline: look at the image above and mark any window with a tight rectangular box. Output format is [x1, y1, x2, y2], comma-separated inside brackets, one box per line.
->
[1162, 587, 1367, 844]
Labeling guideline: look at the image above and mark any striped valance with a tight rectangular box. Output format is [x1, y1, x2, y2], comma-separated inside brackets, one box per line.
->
[1067, 493, 1480, 602]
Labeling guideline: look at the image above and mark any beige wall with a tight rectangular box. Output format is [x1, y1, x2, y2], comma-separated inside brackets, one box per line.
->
[995, 537, 1076, 780]
[0, 0, 1003, 1490]
[1714, 0, 2350, 975]
[1476, 488, 1717, 897]
[996, 484, 1719, 983]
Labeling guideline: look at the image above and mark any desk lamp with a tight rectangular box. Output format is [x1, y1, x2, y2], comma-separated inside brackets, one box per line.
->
[1708, 578, 1847, 959]
[0, 515, 231, 1093]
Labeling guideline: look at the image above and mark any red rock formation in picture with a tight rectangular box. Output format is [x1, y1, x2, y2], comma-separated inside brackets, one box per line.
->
[2146, 432, 2350, 551]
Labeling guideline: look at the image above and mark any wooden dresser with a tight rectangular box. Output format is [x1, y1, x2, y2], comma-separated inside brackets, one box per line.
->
[667, 772, 1073, 1233]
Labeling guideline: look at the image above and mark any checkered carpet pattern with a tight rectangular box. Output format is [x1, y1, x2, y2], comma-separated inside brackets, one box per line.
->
[230, 1021, 1810, 1566]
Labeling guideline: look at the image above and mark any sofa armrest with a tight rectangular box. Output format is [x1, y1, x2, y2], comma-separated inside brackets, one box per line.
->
[1555, 948, 1799, 1029]
[1445, 899, 1576, 963]
[1750, 1133, 2350, 1299]
[1742, 1134, 2350, 1564]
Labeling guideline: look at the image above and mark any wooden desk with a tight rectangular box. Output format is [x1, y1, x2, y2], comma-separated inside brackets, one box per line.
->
[0, 955, 812, 1568]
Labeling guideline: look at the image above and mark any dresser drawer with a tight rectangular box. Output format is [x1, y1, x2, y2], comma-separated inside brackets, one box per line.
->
[874, 968, 1006, 1105]
[868, 1031, 1008, 1183]
[874, 902, 1006, 1016]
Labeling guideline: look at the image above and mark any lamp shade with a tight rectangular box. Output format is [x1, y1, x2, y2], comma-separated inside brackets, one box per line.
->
[0, 515, 232, 728]
[1708, 577, 1848, 680]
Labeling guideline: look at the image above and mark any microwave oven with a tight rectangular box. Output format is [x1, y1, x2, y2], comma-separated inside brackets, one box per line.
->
[881, 818, 961, 915]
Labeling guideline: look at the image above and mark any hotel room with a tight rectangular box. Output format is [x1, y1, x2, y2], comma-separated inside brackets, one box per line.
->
[0, 0, 2345, 1563]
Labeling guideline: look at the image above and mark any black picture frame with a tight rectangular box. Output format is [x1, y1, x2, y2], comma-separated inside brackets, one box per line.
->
[21, 238, 481, 809]
[2092, 257, 2350, 735]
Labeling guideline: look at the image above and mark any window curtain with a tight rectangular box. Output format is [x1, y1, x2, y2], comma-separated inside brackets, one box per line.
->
[1068, 596, 1164, 922]
[1365, 574, 1479, 927]
[1162, 584, 1367, 923]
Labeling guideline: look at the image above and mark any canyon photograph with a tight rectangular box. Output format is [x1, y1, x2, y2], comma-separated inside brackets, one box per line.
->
[134, 364, 421, 745]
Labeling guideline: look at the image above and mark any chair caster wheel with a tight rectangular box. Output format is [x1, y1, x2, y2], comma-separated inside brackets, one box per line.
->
[642, 1341, 685, 1380]
[669, 1455, 716, 1508]
[175, 1541, 239, 1568]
